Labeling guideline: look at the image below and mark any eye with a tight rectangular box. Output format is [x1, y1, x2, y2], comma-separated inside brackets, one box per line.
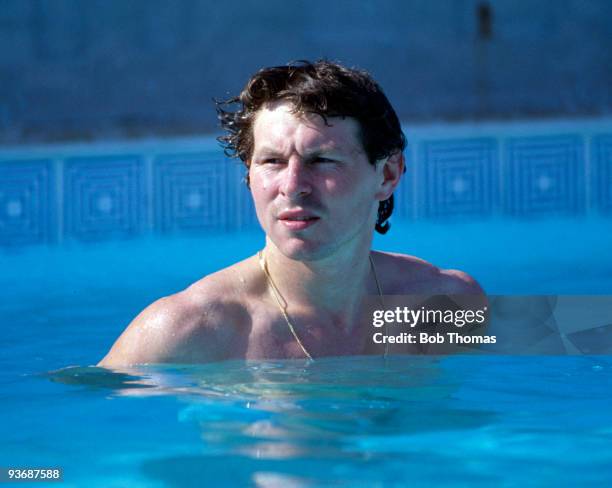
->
[261, 158, 286, 165]
[312, 156, 336, 164]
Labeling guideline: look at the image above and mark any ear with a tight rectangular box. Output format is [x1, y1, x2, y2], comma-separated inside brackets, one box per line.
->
[374, 151, 404, 201]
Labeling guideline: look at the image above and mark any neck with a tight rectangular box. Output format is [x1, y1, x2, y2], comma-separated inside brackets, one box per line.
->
[261, 238, 379, 320]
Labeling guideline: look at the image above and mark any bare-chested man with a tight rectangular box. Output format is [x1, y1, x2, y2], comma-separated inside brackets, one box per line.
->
[98, 60, 483, 366]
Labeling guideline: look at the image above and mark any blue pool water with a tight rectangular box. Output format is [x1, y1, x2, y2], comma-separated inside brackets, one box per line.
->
[2, 217, 612, 486]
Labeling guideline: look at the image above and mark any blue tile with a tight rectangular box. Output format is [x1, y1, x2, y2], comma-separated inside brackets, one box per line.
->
[153, 153, 236, 232]
[592, 135, 612, 214]
[504, 135, 585, 216]
[0, 159, 55, 246]
[63, 155, 145, 241]
[419, 138, 498, 218]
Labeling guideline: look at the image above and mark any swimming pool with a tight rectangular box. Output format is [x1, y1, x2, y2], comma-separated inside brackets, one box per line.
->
[2, 115, 612, 485]
[2, 216, 612, 486]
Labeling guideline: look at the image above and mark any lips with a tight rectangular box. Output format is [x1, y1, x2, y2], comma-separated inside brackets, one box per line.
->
[278, 209, 320, 230]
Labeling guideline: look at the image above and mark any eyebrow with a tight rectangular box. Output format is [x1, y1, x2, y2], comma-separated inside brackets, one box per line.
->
[252, 145, 284, 157]
[253, 144, 343, 159]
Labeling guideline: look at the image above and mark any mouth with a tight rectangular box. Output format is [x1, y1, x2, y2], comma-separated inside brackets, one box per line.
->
[278, 210, 320, 230]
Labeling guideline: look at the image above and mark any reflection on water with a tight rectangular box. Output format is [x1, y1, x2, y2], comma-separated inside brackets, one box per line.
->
[46, 366, 156, 390]
[45, 356, 498, 486]
[41, 356, 612, 487]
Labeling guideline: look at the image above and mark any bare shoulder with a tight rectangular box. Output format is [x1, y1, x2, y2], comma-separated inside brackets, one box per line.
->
[373, 250, 484, 295]
[98, 258, 257, 367]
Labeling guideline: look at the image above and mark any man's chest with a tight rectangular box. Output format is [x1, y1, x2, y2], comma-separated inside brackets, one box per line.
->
[245, 308, 383, 360]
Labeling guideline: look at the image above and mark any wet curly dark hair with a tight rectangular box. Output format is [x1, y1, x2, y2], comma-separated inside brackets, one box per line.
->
[216, 60, 406, 234]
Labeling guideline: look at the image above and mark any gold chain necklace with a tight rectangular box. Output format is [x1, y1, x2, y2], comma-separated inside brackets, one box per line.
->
[258, 250, 387, 360]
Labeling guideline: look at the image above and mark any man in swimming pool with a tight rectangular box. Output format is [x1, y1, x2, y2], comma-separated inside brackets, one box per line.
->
[98, 60, 483, 366]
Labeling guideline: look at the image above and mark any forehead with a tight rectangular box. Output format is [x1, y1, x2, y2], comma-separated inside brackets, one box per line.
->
[251, 102, 364, 154]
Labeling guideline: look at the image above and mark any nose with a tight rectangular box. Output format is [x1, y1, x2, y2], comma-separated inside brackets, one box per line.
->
[279, 158, 312, 198]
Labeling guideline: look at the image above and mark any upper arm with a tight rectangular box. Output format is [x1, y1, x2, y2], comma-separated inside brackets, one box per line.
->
[438, 269, 489, 317]
[97, 296, 187, 367]
[439, 269, 485, 295]
[386, 253, 485, 296]
[97, 266, 252, 368]
[97, 291, 232, 367]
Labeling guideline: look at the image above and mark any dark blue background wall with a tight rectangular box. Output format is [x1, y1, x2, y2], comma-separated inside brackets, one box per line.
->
[1, 0, 611, 143]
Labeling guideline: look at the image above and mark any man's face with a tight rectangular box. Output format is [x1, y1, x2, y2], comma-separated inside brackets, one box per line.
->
[249, 101, 386, 261]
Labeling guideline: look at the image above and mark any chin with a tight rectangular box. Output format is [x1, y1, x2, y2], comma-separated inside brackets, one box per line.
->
[272, 237, 336, 262]
[265, 220, 371, 262]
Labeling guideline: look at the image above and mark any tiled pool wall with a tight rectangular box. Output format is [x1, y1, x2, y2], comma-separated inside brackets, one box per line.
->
[1, 118, 611, 247]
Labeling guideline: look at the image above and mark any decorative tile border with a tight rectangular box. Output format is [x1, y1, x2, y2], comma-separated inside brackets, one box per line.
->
[0, 159, 55, 246]
[1, 120, 611, 246]
[63, 155, 145, 241]
[503, 135, 585, 216]
[153, 152, 232, 233]
[418, 138, 498, 218]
